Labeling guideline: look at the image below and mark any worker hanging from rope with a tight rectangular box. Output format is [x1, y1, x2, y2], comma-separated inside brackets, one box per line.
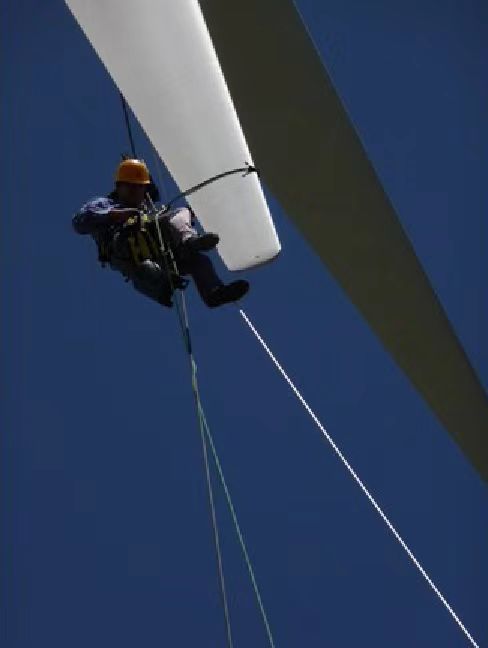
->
[72, 159, 250, 308]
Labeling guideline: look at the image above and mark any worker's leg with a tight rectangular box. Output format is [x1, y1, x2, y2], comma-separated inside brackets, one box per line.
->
[161, 207, 219, 252]
[164, 207, 198, 245]
[177, 249, 223, 304]
[110, 257, 173, 307]
[131, 260, 174, 306]
[176, 249, 249, 307]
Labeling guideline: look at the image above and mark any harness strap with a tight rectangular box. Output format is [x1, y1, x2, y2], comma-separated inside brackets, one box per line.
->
[97, 220, 161, 267]
[127, 230, 152, 264]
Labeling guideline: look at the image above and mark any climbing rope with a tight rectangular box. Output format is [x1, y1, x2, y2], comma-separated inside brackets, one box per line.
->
[119, 97, 274, 647]
[151, 146, 169, 205]
[145, 195, 277, 648]
[197, 403, 277, 648]
[119, 92, 137, 158]
[153, 208, 276, 647]
[167, 281, 276, 648]
[147, 193, 234, 648]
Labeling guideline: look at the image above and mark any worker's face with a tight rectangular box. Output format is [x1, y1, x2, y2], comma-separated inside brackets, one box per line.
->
[117, 182, 147, 207]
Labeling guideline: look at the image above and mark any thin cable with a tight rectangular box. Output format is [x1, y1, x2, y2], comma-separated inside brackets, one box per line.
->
[198, 403, 276, 648]
[147, 194, 234, 648]
[119, 98, 232, 641]
[151, 146, 169, 205]
[176, 298, 234, 648]
[146, 174, 274, 645]
[238, 308, 480, 648]
[163, 163, 258, 212]
[119, 92, 137, 157]
[194, 379, 234, 648]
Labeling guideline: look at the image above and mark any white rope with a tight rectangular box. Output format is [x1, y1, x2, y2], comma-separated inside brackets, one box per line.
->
[238, 308, 479, 648]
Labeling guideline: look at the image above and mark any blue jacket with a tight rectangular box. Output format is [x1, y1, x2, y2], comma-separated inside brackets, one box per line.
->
[72, 196, 125, 235]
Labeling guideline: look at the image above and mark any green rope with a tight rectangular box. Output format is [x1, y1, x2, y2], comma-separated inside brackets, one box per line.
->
[178, 295, 234, 648]
[175, 290, 276, 647]
[146, 194, 234, 648]
[198, 403, 277, 648]
[162, 241, 276, 647]
[145, 181, 275, 648]
[118, 107, 235, 646]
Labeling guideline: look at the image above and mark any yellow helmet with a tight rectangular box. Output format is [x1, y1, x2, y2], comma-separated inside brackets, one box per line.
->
[115, 159, 151, 185]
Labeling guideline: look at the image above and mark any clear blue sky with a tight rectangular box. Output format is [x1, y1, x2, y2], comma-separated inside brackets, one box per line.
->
[2, 1, 487, 646]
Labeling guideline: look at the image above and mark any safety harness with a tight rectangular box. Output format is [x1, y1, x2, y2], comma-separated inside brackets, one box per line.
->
[96, 213, 164, 267]
[96, 162, 258, 270]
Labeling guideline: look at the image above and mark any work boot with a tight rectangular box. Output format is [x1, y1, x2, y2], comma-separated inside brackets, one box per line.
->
[206, 280, 249, 308]
[184, 232, 220, 253]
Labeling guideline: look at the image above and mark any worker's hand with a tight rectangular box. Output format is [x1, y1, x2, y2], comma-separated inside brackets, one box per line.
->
[108, 208, 140, 225]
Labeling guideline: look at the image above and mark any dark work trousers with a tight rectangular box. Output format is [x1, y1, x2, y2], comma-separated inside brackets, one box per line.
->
[110, 248, 223, 306]
[174, 247, 224, 304]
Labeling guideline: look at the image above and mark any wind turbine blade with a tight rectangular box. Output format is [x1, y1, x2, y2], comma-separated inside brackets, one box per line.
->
[199, 0, 488, 481]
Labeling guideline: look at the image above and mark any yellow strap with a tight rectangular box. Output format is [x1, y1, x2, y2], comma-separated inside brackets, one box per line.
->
[127, 231, 161, 264]
[147, 231, 161, 258]
[124, 214, 161, 264]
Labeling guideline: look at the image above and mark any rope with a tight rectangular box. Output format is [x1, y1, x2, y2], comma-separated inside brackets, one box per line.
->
[119, 93, 137, 158]
[146, 193, 234, 648]
[151, 147, 169, 205]
[194, 370, 234, 648]
[145, 194, 275, 647]
[237, 308, 480, 648]
[162, 163, 258, 213]
[118, 95, 235, 644]
[198, 403, 277, 648]
[118, 99, 273, 644]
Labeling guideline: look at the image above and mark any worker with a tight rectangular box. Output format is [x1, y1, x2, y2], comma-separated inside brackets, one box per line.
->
[73, 159, 249, 308]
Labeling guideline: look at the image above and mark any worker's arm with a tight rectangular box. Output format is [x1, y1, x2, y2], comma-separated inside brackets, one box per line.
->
[72, 197, 138, 234]
[107, 208, 140, 224]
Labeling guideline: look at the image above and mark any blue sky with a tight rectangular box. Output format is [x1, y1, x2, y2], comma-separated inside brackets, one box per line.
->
[2, 1, 487, 646]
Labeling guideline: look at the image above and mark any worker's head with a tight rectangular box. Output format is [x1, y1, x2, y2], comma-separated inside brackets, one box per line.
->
[114, 159, 151, 207]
